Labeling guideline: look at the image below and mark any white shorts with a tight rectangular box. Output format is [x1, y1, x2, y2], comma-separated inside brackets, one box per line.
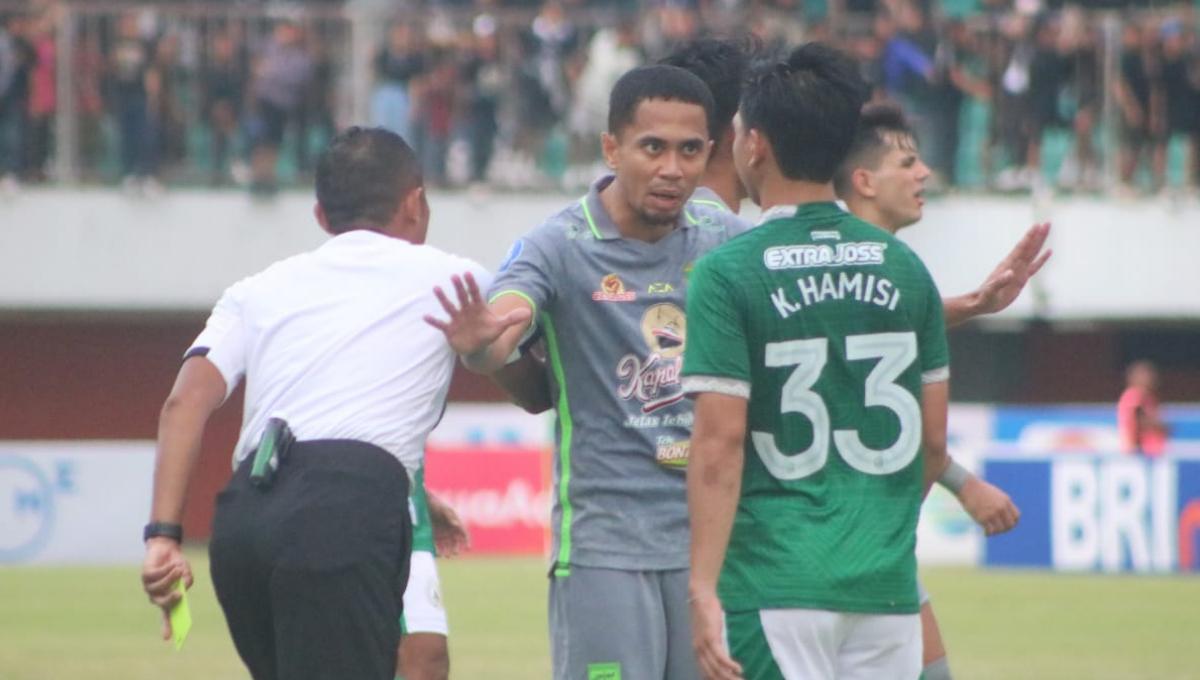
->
[726, 608, 921, 680]
[401, 551, 448, 636]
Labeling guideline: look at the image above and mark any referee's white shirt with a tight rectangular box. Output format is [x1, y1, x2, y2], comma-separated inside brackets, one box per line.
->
[187, 229, 487, 474]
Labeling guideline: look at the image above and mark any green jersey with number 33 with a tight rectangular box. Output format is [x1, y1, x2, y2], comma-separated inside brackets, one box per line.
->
[681, 202, 949, 615]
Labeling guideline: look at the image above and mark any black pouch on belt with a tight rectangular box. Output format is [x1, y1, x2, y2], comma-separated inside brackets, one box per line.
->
[249, 417, 294, 490]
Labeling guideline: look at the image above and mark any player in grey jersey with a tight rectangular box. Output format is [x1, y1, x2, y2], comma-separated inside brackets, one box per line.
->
[425, 65, 746, 679]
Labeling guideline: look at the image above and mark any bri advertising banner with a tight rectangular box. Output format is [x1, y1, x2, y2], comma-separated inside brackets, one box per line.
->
[984, 454, 1200, 573]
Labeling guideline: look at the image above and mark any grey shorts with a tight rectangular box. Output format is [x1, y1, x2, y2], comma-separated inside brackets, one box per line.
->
[549, 565, 697, 680]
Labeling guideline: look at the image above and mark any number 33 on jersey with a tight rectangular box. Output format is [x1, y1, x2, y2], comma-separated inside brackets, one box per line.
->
[681, 203, 949, 483]
[680, 202, 950, 613]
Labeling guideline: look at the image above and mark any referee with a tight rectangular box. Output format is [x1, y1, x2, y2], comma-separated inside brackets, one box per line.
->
[139, 127, 518, 680]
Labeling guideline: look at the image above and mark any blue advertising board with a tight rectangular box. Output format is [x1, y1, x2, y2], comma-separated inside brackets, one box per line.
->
[983, 455, 1200, 573]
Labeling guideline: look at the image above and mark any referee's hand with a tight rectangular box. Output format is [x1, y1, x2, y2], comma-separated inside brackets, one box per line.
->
[141, 538, 193, 640]
[425, 272, 530, 358]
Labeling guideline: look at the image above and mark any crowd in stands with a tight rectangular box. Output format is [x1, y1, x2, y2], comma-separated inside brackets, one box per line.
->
[0, 0, 1197, 195]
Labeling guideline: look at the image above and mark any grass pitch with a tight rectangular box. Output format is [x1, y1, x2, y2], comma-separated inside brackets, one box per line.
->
[1, 550, 1197, 679]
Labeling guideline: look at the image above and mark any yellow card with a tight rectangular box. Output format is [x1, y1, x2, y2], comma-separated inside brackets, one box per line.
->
[169, 581, 193, 651]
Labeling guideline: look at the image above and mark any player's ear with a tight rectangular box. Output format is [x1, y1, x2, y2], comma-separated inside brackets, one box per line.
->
[747, 128, 766, 169]
[401, 185, 430, 243]
[851, 167, 876, 199]
[601, 131, 619, 170]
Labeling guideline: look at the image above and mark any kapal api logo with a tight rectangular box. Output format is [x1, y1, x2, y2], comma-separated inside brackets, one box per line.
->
[617, 304, 687, 414]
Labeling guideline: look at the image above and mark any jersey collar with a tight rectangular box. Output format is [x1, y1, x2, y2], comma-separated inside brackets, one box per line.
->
[689, 185, 733, 214]
[581, 174, 699, 241]
[320, 228, 401, 249]
[756, 201, 844, 227]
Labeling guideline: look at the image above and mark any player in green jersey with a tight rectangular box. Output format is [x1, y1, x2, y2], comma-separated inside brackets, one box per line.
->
[683, 44, 950, 679]
[833, 103, 1051, 680]
[666, 36, 1048, 679]
[834, 103, 1052, 329]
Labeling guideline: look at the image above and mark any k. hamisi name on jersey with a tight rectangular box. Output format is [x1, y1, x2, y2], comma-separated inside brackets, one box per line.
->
[763, 240, 900, 319]
[769, 269, 901, 320]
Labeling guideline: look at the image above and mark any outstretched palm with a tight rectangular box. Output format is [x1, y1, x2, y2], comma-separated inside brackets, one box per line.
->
[424, 272, 530, 357]
[977, 222, 1053, 315]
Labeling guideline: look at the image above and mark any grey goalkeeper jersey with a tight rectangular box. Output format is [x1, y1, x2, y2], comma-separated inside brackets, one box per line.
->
[489, 176, 748, 572]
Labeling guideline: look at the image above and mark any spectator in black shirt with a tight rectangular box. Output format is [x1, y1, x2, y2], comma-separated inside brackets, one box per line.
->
[371, 22, 426, 141]
[1049, 10, 1101, 191]
[1159, 19, 1199, 190]
[201, 30, 244, 186]
[1026, 16, 1065, 183]
[295, 28, 336, 177]
[460, 17, 503, 185]
[1115, 22, 1163, 190]
[108, 13, 159, 190]
[151, 34, 188, 182]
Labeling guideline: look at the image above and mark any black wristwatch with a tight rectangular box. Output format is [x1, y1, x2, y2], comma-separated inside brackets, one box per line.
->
[143, 521, 184, 543]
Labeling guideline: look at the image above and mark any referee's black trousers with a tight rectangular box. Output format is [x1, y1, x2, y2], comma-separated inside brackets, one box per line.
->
[210, 440, 413, 680]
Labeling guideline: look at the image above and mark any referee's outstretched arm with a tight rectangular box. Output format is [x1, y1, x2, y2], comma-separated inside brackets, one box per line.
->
[141, 356, 227, 640]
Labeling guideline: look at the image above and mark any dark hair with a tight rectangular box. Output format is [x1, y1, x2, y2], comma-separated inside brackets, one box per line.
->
[833, 103, 915, 196]
[607, 64, 716, 139]
[740, 43, 868, 183]
[315, 127, 422, 233]
[660, 38, 750, 146]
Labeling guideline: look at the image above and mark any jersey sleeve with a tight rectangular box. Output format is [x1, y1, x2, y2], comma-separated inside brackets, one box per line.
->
[186, 279, 249, 400]
[487, 228, 558, 320]
[916, 264, 950, 384]
[681, 255, 752, 399]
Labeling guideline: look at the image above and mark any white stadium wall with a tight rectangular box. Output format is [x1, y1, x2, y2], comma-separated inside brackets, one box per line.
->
[5, 189, 1200, 569]
[1, 188, 1197, 319]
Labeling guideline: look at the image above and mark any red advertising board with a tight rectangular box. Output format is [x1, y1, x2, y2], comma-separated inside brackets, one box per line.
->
[425, 446, 551, 555]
